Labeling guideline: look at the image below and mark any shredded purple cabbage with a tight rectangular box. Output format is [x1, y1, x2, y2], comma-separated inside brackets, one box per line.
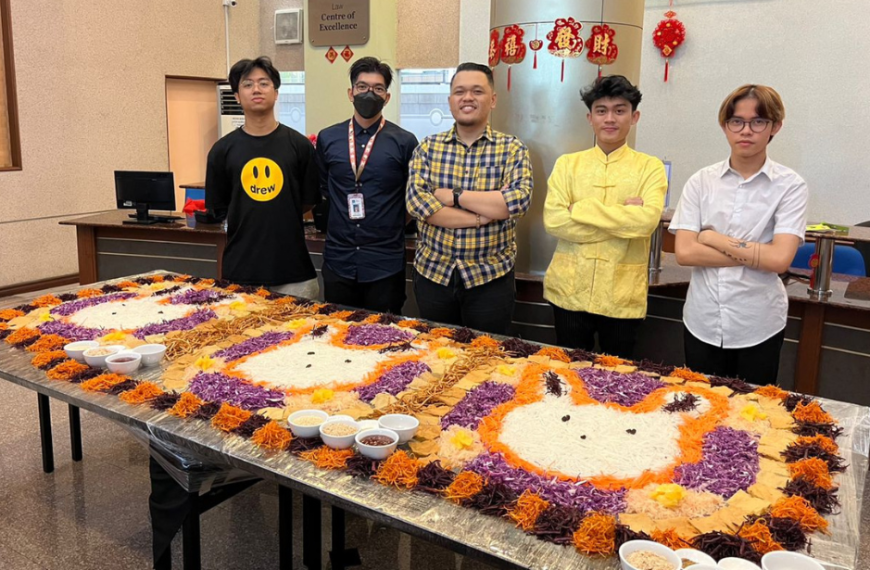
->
[187, 372, 286, 411]
[169, 288, 231, 305]
[466, 452, 627, 514]
[50, 292, 138, 316]
[355, 360, 431, 402]
[675, 427, 759, 498]
[213, 331, 294, 362]
[343, 324, 414, 346]
[38, 320, 104, 341]
[441, 382, 516, 430]
[576, 368, 666, 407]
[133, 309, 217, 339]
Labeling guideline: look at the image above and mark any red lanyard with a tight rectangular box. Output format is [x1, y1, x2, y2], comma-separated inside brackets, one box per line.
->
[348, 117, 386, 183]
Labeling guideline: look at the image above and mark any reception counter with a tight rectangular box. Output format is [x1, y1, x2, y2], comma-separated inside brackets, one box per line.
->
[60, 211, 870, 405]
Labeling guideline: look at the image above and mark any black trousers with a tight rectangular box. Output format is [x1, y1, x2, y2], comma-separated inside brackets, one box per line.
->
[683, 325, 785, 385]
[413, 269, 515, 335]
[322, 263, 407, 315]
[550, 304, 643, 359]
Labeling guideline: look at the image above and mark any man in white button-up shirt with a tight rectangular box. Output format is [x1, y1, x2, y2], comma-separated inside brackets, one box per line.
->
[669, 85, 808, 385]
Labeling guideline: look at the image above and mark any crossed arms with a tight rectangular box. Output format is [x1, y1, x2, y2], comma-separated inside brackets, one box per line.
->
[675, 230, 801, 274]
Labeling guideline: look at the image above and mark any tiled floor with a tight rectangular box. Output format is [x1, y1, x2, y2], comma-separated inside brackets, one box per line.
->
[1, 377, 868, 570]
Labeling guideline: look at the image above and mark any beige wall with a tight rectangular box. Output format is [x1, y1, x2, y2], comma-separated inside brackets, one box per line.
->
[260, 0, 305, 71]
[166, 78, 220, 207]
[0, 0, 258, 287]
[396, 0, 460, 70]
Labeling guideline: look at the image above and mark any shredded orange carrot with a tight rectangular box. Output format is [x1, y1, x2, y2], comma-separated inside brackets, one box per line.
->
[250, 421, 293, 451]
[770, 496, 829, 534]
[572, 513, 617, 556]
[535, 346, 570, 363]
[76, 288, 103, 299]
[116, 280, 138, 289]
[119, 381, 165, 405]
[0, 309, 25, 321]
[793, 401, 834, 425]
[738, 520, 784, 554]
[508, 491, 550, 531]
[331, 310, 354, 320]
[755, 385, 790, 401]
[274, 296, 297, 305]
[0, 322, 7, 331]
[25, 334, 70, 354]
[151, 275, 165, 283]
[226, 284, 241, 291]
[197, 279, 215, 287]
[299, 447, 355, 470]
[670, 367, 709, 383]
[397, 319, 421, 328]
[373, 450, 420, 489]
[650, 528, 691, 550]
[80, 373, 131, 392]
[255, 288, 271, 298]
[5, 327, 39, 346]
[362, 314, 382, 324]
[594, 354, 626, 367]
[46, 360, 89, 381]
[470, 335, 500, 349]
[428, 327, 454, 339]
[210, 402, 252, 432]
[788, 458, 834, 489]
[173, 275, 192, 283]
[167, 392, 204, 419]
[796, 434, 839, 454]
[443, 471, 485, 503]
[32, 294, 63, 307]
[31, 350, 68, 368]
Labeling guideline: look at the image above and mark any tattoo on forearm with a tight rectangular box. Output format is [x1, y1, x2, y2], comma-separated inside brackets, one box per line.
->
[721, 239, 761, 269]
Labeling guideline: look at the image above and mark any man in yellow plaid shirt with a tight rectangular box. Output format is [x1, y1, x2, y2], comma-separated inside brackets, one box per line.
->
[406, 63, 533, 334]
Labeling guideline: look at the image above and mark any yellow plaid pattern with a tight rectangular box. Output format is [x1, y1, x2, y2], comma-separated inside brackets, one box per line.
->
[406, 125, 533, 287]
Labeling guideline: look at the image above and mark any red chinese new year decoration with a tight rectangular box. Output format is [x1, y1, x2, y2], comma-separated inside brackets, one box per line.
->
[500, 25, 526, 91]
[488, 29, 501, 67]
[546, 17, 584, 82]
[340, 45, 354, 63]
[530, 38, 543, 69]
[653, 10, 686, 82]
[325, 46, 338, 64]
[585, 24, 618, 76]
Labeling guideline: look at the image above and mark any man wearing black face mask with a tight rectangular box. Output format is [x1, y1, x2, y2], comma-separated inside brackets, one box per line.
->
[315, 57, 418, 314]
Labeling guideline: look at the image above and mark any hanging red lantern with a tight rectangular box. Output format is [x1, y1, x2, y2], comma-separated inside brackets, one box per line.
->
[529, 23, 543, 70]
[500, 24, 526, 91]
[546, 17, 584, 83]
[585, 24, 618, 76]
[653, 10, 686, 82]
[488, 29, 501, 68]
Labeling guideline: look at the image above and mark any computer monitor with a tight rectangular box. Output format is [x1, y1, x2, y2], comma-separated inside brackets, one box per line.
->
[114, 171, 181, 225]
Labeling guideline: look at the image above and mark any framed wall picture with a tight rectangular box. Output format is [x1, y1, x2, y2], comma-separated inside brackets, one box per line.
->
[275, 9, 303, 45]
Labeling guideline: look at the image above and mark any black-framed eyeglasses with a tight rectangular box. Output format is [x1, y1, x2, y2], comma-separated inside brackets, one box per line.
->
[726, 117, 773, 133]
[354, 82, 387, 96]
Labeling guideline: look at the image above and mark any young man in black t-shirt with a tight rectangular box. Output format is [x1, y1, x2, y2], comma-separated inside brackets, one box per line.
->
[206, 56, 320, 297]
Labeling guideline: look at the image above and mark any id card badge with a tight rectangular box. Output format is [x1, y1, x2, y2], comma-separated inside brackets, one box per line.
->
[348, 193, 366, 220]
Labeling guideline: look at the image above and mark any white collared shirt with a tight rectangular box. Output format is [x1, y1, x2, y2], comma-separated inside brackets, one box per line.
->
[669, 157, 808, 348]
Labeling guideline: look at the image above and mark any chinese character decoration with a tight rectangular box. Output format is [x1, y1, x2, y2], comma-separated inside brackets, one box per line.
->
[546, 17, 584, 83]
[325, 46, 339, 64]
[653, 10, 686, 82]
[340, 46, 354, 63]
[500, 25, 526, 91]
[585, 24, 618, 77]
[488, 29, 501, 68]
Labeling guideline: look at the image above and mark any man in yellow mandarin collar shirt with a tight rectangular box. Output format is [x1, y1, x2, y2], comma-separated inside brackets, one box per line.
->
[543, 76, 667, 358]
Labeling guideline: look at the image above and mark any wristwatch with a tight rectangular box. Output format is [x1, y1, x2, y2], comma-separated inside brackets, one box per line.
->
[452, 188, 463, 208]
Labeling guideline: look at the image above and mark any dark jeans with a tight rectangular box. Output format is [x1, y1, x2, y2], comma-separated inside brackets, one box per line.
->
[413, 269, 515, 335]
[683, 325, 785, 385]
[322, 263, 407, 315]
[551, 304, 643, 359]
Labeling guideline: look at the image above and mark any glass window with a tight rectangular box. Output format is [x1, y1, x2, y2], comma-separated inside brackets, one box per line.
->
[278, 71, 305, 134]
[399, 68, 455, 140]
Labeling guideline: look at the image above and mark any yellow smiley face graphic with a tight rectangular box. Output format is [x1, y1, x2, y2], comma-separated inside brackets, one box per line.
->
[241, 158, 284, 202]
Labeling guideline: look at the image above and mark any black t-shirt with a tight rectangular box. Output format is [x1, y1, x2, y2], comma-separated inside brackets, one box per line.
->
[205, 125, 320, 286]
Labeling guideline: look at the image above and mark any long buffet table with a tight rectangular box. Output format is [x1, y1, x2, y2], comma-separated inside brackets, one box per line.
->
[1, 276, 870, 570]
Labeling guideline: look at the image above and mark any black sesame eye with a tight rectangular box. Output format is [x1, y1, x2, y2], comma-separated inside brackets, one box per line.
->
[626, 429, 637, 435]
[580, 435, 587, 440]
[345, 359, 351, 363]
[305, 364, 312, 368]
[307, 351, 315, 355]
[561, 415, 570, 422]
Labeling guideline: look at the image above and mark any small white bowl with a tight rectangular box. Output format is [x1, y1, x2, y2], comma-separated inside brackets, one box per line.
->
[354, 428, 399, 460]
[675, 549, 716, 567]
[106, 351, 142, 374]
[378, 414, 419, 443]
[719, 557, 762, 570]
[683, 566, 718, 570]
[64, 340, 99, 363]
[319, 420, 360, 450]
[132, 343, 167, 367]
[287, 409, 329, 438]
[761, 552, 825, 570]
[83, 345, 123, 368]
[619, 540, 681, 570]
